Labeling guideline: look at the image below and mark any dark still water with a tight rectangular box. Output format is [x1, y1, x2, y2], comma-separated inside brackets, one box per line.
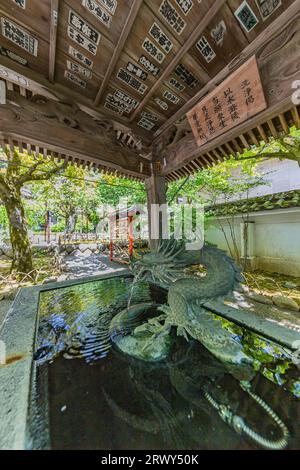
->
[34, 275, 300, 450]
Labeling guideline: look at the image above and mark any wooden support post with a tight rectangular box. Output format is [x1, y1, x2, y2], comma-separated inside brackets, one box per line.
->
[145, 172, 167, 250]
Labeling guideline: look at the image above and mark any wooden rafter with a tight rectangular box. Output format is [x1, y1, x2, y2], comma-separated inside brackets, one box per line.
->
[0, 56, 151, 145]
[163, 101, 300, 178]
[0, 92, 151, 179]
[153, 0, 300, 139]
[49, 0, 59, 83]
[94, 0, 143, 106]
[0, 0, 298, 179]
[129, 0, 226, 122]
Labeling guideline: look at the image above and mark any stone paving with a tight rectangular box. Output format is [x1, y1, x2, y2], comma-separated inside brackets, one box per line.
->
[56, 251, 127, 282]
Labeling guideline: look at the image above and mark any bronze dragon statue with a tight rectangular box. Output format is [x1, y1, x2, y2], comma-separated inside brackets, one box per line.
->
[109, 238, 290, 449]
[112, 238, 250, 368]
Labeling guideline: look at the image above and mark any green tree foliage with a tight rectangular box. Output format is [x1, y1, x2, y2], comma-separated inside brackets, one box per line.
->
[167, 156, 266, 205]
[95, 174, 146, 207]
[0, 147, 66, 275]
[235, 128, 300, 165]
[29, 164, 90, 234]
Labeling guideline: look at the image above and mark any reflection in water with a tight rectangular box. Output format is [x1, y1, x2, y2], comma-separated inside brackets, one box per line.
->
[36, 277, 151, 364]
[35, 277, 300, 450]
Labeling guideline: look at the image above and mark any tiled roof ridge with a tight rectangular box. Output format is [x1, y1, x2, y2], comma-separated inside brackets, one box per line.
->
[206, 189, 300, 216]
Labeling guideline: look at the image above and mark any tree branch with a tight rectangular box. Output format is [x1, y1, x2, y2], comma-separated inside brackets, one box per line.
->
[16, 160, 67, 186]
[234, 150, 300, 165]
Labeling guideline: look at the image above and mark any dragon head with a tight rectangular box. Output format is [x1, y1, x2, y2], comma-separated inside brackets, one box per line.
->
[131, 238, 188, 288]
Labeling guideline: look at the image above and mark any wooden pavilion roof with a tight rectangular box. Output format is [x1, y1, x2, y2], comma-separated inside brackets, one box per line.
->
[0, 0, 299, 180]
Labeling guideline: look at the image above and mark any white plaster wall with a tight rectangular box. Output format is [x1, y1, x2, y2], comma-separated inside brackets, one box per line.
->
[200, 159, 300, 203]
[205, 208, 300, 277]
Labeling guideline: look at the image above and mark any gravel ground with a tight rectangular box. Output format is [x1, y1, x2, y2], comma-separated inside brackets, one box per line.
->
[57, 252, 127, 281]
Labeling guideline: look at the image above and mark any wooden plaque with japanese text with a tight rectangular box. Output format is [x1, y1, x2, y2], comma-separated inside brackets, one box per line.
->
[187, 56, 267, 147]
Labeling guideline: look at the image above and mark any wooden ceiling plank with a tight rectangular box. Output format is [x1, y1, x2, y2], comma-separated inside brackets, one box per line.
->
[130, 0, 227, 122]
[94, 0, 144, 106]
[49, 0, 59, 83]
[0, 56, 150, 144]
[154, 0, 300, 139]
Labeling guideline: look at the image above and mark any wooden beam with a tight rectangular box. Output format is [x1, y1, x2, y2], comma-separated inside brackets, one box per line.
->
[49, 0, 59, 83]
[153, 0, 300, 139]
[130, 0, 226, 122]
[94, 0, 143, 106]
[0, 95, 150, 178]
[0, 55, 151, 144]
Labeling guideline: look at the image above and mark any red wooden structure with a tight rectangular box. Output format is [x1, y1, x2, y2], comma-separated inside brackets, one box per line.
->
[108, 205, 144, 263]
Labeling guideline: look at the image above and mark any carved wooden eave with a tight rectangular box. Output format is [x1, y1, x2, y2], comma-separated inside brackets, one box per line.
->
[0, 92, 151, 179]
[0, 0, 299, 181]
[163, 100, 300, 181]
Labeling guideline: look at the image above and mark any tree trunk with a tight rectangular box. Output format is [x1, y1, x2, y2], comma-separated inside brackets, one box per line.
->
[65, 212, 77, 234]
[4, 190, 33, 274]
